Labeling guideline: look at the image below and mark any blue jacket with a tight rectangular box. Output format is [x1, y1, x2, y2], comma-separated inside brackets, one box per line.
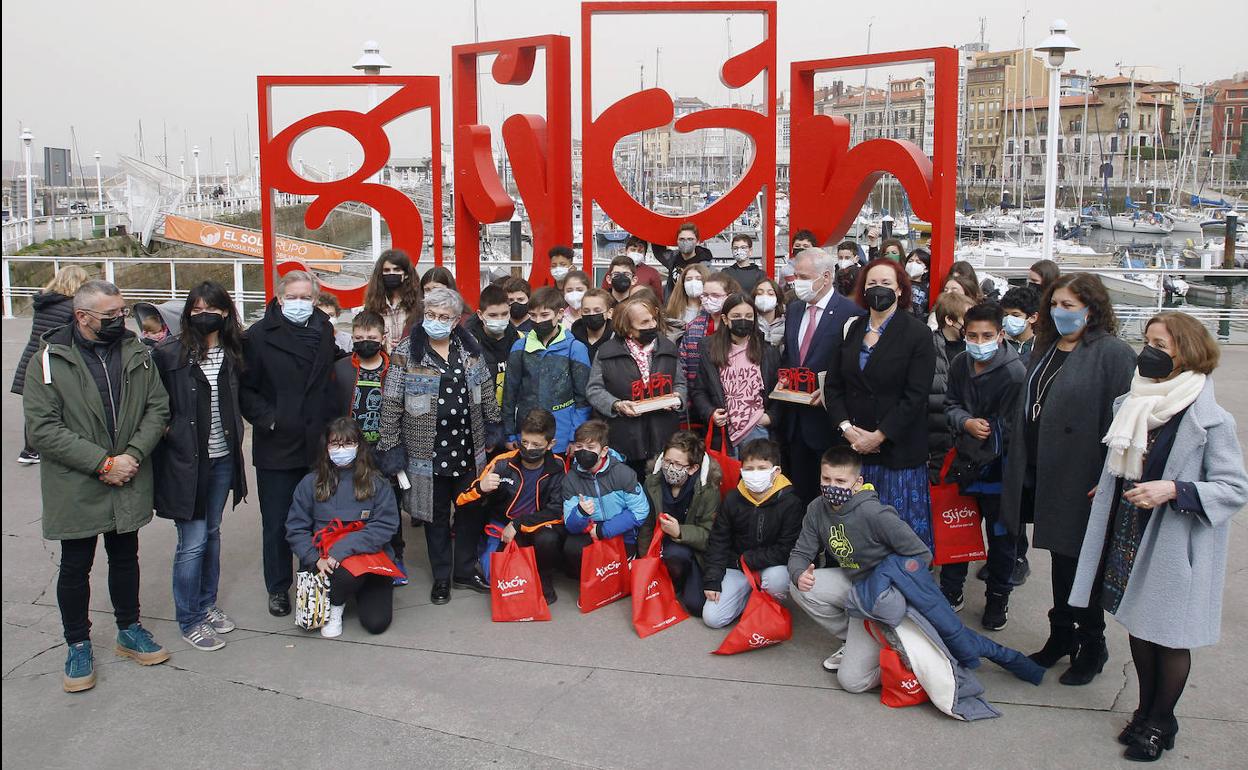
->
[562, 449, 649, 544]
[502, 326, 591, 453]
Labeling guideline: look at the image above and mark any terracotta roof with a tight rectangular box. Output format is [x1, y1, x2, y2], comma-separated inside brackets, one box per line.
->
[1004, 95, 1103, 110]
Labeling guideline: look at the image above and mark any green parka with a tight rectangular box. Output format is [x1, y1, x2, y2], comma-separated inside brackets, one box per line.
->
[639, 453, 722, 559]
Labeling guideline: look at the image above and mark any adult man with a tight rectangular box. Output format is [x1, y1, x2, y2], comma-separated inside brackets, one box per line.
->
[778, 248, 865, 503]
[652, 221, 713, 297]
[24, 280, 172, 692]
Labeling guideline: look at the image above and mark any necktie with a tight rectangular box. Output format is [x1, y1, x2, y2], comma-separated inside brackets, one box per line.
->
[798, 304, 820, 365]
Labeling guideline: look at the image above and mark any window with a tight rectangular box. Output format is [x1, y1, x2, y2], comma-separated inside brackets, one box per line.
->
[1007, 139, 1015, 154]
[909, 127, 916, 139]
[1058, 138, 1063, 153]
[1040, 139, 1047, 153]
[1074, 137, 1082, 153]
[1024, 139, 1031, 154]
[1110, 136, 1119, 153]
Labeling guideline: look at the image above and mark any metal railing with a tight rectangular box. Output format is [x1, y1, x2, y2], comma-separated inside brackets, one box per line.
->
[2, 213, 127, 255]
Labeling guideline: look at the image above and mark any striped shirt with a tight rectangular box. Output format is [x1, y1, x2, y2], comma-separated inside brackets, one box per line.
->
[199, 346, 229, 458]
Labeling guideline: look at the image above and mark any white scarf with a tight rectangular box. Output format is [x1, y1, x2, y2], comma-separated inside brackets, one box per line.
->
[1102, 370, 1205, 480]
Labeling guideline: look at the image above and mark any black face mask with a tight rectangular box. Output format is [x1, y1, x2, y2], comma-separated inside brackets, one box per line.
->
[188, 313, 226, 335]
[94, 315, 130, 344]
[610, 273, 633, 293]
[582, 313, 607, 331]
[729, 319, 754, 338]
[353, 340, 383, 359]
[509, 302, 529, 320]
[574, 448, 601, 470]
[1136, 345, 1175, 379]
[636, 328, 659, 345]
[532, 319, 556, 339]
[382, 273, 405, 291]
[519, 446, 546, 463]
[864, 286, 897, 312]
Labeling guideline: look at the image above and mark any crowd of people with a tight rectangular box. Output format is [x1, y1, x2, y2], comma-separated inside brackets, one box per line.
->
[15, 229, 1247, 759]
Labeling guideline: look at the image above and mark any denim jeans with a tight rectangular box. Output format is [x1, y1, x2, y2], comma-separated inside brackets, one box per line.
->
[729, 423, 771, 458]
[172, 455, 233, 632]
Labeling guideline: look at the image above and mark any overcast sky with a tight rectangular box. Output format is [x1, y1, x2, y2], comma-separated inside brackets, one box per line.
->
[3, 0, 1245, 175]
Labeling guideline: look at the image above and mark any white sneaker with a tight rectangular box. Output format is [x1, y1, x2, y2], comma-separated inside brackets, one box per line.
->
[822, 642, 846, 671]
[321, 605, 345, 638]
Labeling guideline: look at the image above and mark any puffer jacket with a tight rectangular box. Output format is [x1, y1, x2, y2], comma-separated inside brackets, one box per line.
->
[456, 449, 566, 532]
[11, 291, 74, 395]
[501, 327, 591, 453]
[639, 452, 724, 556]
[926, 330, 952, 483]
[702, 474, 804, 592]
[562, 449, 649, 545]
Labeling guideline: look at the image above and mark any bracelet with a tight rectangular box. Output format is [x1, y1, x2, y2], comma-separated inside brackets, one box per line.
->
[100, 456, 115, 474]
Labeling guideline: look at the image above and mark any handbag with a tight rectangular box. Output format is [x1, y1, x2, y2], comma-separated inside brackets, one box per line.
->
[489, 539, 551, 622]
[704, 423, 741, 498]
[578, 535, 631, 613]
[712, 557, 792, 655]
[929, 449, 987, 566]
[864, 619, 929, 708]
[629, 531, 689, 638]
[294, 570, 331, 630]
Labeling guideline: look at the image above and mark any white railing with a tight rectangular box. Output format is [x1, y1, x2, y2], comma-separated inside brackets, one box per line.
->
[2, 213, 127, 255]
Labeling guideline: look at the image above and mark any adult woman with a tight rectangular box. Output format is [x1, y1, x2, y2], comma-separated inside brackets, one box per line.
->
[905, 249, 931, 317]
[287, 418, 399, 638]
[152, 282, 248, 650]
[1028, 259, 1060, 293]
[586, 296, 687, 479]
[1071, 312, 1247, 761]
[678, 271, 740, 395]
[825, 258, 937, 549]
[11, 265, 89, 464]
[377, 287, 501, 605]
[1001, 273, 1135, 686]
[878, 238, 906, 262]
[663, 262, 712, 335]
[362, 249, 421, 351]
[751, 277, 786, 350]
[690, 293, 780, 456]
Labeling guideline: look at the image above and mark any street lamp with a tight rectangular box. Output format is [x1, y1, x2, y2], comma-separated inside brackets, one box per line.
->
[192, 145, 202, 203]
[1036, 20, 1079, 261]
[93, 151, 103, 209]
[21, 129, 33, 245]
[354, 40, 391, 258]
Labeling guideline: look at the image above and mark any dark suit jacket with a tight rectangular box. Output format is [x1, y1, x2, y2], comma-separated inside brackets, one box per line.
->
[824, 309, 936, 469]
[778, 292, 865, 449]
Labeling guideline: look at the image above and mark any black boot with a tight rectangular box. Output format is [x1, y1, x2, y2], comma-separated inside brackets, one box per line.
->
[1123, 718, 1177, 762]
[1060, 636, 1108, 685]
[1029, 625, 1077, 668]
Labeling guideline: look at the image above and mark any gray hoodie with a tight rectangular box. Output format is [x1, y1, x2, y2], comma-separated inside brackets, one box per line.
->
[787, 487, 931, 584]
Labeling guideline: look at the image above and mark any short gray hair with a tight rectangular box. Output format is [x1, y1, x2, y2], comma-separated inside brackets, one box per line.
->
[276, 270, 320, 297]
[423, 286, 464, 316]
[795, 247, 835, 276]
[73, 280, 122, 310]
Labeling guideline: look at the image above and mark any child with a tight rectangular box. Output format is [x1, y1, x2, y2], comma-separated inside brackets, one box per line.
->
[723, 233, 765, 294]
[334, 310, 408, 584]
[561, 419, 649, 574]
[999, 284, 1040, 365]
[457, 409, 566, 602]
[569, 288, 615, 363]
[549, 245, 575, 289]
[501, 286, 591, 453]
[788, 447, 930, 690]
[501, 276, 533, 334]
[286, 418, 400, 638]
[316, 294, 353, 353]
[133, 300, 177, 346]
[602, 236, 665, 299]
[560, 270, 591, 327]
[605, 256, 637, 305]
[701, 438, 804, 628]
[933, 291, 973, 362]
[465, 283, 519, 406]
[941, 302, 1025, 629]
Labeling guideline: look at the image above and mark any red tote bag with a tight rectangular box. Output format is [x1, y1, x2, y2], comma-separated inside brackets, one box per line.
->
[929, 449, 987, 566]
[489, 540, 551, 622]
[864, 620, 929, 708]
[578, 535, 631, 613]
[705, 423, 741, 499]
[712, 557, 793, 655]
[630, 531, 690, 638]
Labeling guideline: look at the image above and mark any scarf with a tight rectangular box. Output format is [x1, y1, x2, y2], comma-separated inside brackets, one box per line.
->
[624, 337, 653, 382]
[1102, 370, 1204, 480]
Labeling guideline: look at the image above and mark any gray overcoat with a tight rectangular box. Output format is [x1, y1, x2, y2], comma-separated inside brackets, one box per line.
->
[1001, 329, 1137, 557]
[1070, 381, 1248, 649]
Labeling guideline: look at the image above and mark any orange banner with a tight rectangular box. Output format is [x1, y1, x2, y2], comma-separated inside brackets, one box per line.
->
[162, 214, 343, 273]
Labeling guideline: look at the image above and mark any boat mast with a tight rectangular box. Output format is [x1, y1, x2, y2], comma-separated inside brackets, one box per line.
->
[857, 18, 874, 147]
[1077, 72, 1090, 220]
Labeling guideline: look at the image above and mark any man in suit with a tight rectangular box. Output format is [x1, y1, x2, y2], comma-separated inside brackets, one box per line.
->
[779, 248, 866, 503]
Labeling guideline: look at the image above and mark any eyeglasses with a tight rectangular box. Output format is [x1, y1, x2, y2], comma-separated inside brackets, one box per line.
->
[327, 441, 357, 450]
[424, 311, 457, 324]
[83, 307, 131, 320]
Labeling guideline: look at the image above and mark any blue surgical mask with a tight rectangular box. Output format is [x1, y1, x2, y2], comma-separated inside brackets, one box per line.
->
[1050, 305, 1088, 337]
[423, 317, 453, 340]
[281, 298, 313, 324]
[966, 339, 999, 362]
[328, 445, 357, 467]
[1002, 315, 1027, 337]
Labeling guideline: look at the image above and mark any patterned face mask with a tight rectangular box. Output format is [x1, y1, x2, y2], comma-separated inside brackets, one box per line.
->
[662, 462, 691, 486]
[821, 484, 854, 507]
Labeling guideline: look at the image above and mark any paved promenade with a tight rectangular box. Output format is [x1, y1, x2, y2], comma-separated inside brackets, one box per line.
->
[2, 317, 1245, 769]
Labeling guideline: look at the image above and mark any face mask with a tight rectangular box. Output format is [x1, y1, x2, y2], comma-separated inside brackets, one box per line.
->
[636, 328, 659, 345]
[610, 273, 633, 293]
[1136, 345, 1175, 379]
[353, 340, 383, 359]
[1050, 305, 1088, 337]
[884, 251, 903, 262]
[683, 280, 704, 299]
[966, 339, 999, 362]
[741, 468, 776, 493]
[564, 290, 585, 309]
[729, 318, 754, 338]
[508, 302, 528, 321]
[575, 448, 601, 471]
[189, 313, 226, 335]
[582, 312, 607, 331]
[793, 278, 818, 303]
[381, 273, 405, 290]
[701, 294, 725, 314]
[1027, 280, 1043, 290]
[837, 258, 855, 269]
[821, 484, 854, 508]
[96, 315, 130, 344]
[281, 298, 313, 324]
[864, 286, 897, 312]
[753, 294, 777, 313]
[329, 445, 357, 467]
[732, 247, 751, 264]
[551, 266, 570, 282]
[423, 317, 453, 340]
[519, 446, 546, 463]
[627, 250, 645, 265]
[483, 318, 511, 335]
[677, 240, 695, 255]
[532, 319, 557, 339]
[905, 261, 926, 279]
[662, 462, 690, 486]
[1002, 315, 1027, 337]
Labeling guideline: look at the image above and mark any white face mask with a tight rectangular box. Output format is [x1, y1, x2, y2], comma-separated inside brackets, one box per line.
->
[753, 294, 777, 313]
[483, 318, 511, 335]
[732, 247, 751, 263]
[627, 250, 645, 265]
[793, 278, 821, 303]
[741, 467, 777, 493]
[905, 261, 926, 279]
[551, 266, 570, 281]
[684, 280, 704, 299]
[564, 290, 585, 310]
[837, 258, 855, 270]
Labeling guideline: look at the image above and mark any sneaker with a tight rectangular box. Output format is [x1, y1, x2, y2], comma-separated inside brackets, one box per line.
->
[822, 642, 847, 672]
[393, 575, 409, 586]
[181, 622, 226, 651]
[321, 604, 345, 638]
[17, 449, 40, 465]
[1010, 557, 1031, 587]
[115, 623, 170, 665]
[393, 560, 409, 586]
[982, 592, 1009, 631]
[204, 606, 235, 634]
[63, 641, 95, 692]
[942, 590, 965, 612]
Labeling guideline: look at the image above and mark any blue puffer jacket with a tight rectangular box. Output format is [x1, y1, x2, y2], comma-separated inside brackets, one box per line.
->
[502, 327, 591, 452]
[562, 449, 649, 545]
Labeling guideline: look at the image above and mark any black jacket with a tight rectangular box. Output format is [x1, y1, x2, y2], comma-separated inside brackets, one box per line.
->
[825, 309, 937, 469]
[587, 335, 683, 464]
[151, 337, 247, 520]
[779, 293, 866, 450]
[570, 318, 615, 364]
[653, 242, 713, 295]
[702, 481, 805, 592]
[689, 335, 781, 452]
[456, 449, 566, 531]
[943, 343, 1025, 483]
[12, 291, 74, 395]
[926, 330, 952, 482]
[239, 300, 343, 470]
[463, 314, 518, 381]
[722, 263, 766, 295]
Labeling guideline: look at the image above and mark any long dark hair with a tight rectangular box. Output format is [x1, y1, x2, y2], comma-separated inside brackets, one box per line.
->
[313, 418, 382, 502]
[179, 281, 243, 368]
[1034, 272, 1118, 352]
[364, 249, 422, 319]
[706, 293, 763, 368]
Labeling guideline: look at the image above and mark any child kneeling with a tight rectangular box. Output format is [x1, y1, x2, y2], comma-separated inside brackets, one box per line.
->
[561, 419, 649, 574]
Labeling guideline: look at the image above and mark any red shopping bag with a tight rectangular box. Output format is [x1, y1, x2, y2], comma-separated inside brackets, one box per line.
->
[489, 539, 551, 622]
[864, 620, 929, 708]
[712, 557, 792, 654]
[340, 551, 402, 577]
[313, 518, 365, 557]
[578, 535, 631, 613]
[929, 450, 986, 565]
[705, 423, 741, 499]
[630, 531, 690, 638]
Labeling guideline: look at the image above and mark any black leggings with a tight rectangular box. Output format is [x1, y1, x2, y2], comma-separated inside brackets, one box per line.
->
[328, 569, 394, 634]
[1130, 636, 1191, 726]
[58, 531, 140, 644]
[514, 524, 566, 595]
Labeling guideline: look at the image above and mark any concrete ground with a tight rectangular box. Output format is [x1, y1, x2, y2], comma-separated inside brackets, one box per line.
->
[2, 316, 1245, 770]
